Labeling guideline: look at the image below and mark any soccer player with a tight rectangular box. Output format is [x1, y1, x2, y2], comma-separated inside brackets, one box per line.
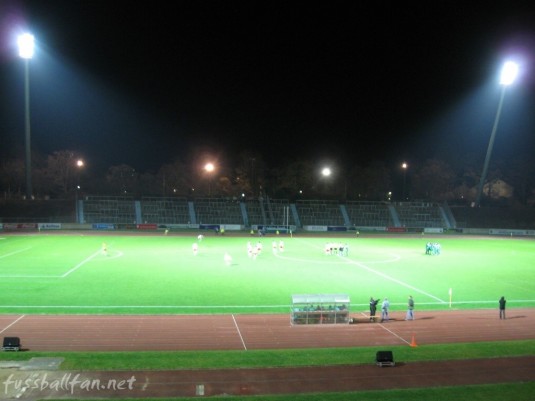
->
[102, 242, 108, 255]
[224, 252, 232, 266]
[197, 234, 204, 241]
[192, 242, 198, 256]
[252, 245, 259, 260]
[278, 240, 284, 253]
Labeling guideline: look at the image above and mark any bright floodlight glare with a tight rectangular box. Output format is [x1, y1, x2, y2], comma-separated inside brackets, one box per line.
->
[500, 61, 518, 86]
[204, 162, 215, 172]
[18, 33, 35, 59]
[322, 167, 331, 177]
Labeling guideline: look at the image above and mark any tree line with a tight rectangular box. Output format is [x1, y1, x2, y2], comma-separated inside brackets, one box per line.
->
[1, 149, 534, 206]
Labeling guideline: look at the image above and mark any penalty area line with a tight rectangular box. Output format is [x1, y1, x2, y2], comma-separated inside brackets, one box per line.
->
[0, 247, 32, 260]
[344, 258, 446, 304]
[61, 249, 103, 278]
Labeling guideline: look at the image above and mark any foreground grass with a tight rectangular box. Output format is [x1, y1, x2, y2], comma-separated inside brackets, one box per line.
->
[2, 340, 534, 370]
[46, 382, 535, 401]
[5, 341, 534, 400]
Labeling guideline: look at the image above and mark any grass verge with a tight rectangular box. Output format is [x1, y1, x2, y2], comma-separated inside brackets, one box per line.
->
[1, 340, 534, 370]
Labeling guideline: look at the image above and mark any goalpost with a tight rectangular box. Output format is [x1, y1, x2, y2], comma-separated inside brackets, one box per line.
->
[282, 206, 291, 235]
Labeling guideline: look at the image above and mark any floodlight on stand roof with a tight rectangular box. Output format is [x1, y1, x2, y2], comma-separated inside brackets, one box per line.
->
[17, 33, 35, 59]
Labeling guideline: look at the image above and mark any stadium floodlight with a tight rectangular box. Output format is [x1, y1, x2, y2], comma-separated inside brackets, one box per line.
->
[204, 162, 215, 172]
[402, 163, 408, 201]
[18, 33, 35, 59]
[204, 162, 215, 196]
[500, 61, 519, 85]
[475, 61, 519, 207]
[75, 159, 84, 223]
[18, 33, 35, 200]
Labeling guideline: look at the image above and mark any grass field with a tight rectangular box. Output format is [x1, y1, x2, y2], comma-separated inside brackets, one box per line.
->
[1, 232, 534, 315]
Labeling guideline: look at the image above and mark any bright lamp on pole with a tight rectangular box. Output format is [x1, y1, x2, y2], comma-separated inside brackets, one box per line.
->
[204, 162, 215, 196]
[475, 61, 519, 207]
[18, 33, 35, 200]
[402, 163, 408, 201]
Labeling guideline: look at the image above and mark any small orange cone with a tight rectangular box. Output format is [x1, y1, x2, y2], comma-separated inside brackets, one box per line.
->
[410, 333, 418, 347]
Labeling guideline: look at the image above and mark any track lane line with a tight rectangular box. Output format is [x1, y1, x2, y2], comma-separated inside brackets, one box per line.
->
[0, 315, 25, 334]
[232, 314, 247, 350]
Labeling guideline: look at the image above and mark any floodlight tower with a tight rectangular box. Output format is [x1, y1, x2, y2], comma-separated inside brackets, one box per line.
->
[204, 162, 215, 196]
[18, 33, 35, 200]
[401, 162, 408, 201]
[475, 61, 519, 207]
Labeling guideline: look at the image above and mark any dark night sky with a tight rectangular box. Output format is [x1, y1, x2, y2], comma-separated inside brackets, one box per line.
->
[1, 1, 535, 174]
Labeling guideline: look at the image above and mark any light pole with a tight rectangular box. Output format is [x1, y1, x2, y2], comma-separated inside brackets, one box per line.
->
[204, 162, 215, 197]
[18, 33, 35, 200]
[76, 159, 84, 193]
[401, 162, 408, 201]
[475, 61, 519, 207]
[75, 159, 84, 223]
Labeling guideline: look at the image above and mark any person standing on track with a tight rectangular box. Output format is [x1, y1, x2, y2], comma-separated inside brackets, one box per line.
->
[369, 297, 379, 322]
[406, 295, 415, 320]
[380, 298, 390, 322]
[499, 296, 506, 319]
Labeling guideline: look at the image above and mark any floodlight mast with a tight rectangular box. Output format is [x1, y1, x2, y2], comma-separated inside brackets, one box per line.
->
[474, 61, 518, 208]
[18, 33, 35, 200]
[402, 163, 408, 200]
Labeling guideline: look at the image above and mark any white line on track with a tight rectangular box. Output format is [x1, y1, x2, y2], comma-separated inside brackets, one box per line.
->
[232, 314, 247, 350]
[358, 311, 412, 346]
[0, 315, 25, 334]
[378, 322, 412, 345]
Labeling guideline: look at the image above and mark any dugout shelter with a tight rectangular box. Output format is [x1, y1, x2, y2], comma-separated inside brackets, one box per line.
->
[291, 294, 350, 325]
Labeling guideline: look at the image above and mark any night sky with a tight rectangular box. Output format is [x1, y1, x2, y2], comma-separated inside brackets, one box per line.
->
[1, 1, 535, 174]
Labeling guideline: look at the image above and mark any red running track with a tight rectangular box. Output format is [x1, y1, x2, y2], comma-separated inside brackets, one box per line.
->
[0, 308, 533, 352]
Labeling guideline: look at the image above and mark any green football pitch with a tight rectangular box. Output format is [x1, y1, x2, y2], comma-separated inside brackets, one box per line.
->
[1, 232, 534, 315]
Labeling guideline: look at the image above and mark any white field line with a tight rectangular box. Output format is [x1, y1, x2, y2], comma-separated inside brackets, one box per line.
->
[0, 247, 32, 260]
[0, 249, 104, 278]
[0, 300, 534, 309]
[296, 238, 446, 304]
[232, 314, 247, 350]
[0, 275, 63, 278]
[0, 315, 25, 334]
[61, 249, 112, 277]
[345, 258, 446, 303]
